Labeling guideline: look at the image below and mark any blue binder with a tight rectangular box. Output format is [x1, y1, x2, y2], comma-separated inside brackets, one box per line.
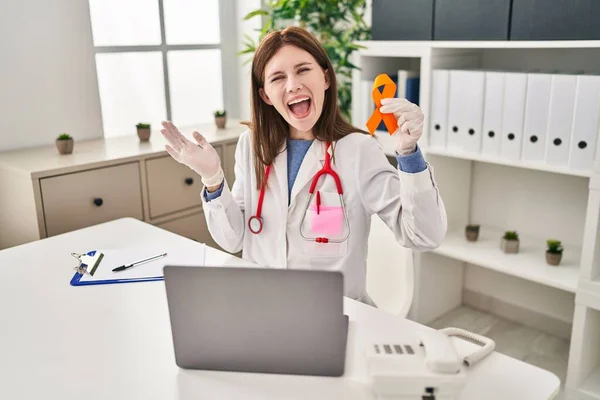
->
[70, 250, 164, 286]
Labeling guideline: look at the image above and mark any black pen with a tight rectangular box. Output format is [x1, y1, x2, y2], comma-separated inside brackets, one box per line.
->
[112, 253, 168, 272]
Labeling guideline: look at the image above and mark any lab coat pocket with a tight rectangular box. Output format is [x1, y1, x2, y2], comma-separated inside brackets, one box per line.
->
[304, 237, 349, 259]
[308, 205, 344, 237]
[301, 191, 349, 258]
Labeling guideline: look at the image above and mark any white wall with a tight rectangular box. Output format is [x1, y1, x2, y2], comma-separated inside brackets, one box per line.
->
[0, 0, 259, 153]
[235, 0, 262, 121]
[0, 0, 103, 152]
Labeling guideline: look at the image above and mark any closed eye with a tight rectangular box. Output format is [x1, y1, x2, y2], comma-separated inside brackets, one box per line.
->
[298, 67, 311, 73]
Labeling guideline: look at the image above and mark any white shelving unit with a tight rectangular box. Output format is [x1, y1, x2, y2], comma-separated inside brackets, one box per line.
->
[354, 40, 600, 398]
[424, 146, 592, 178]
[434, 227, 580, 293]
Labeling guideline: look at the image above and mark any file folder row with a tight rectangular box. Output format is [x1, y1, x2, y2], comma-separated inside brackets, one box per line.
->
[429, 70, 600, 171]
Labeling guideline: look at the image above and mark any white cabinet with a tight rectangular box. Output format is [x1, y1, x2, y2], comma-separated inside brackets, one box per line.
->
[41, 162, 144, 236]
[156, 211, 220, 251]
[0, 121, 244, 250]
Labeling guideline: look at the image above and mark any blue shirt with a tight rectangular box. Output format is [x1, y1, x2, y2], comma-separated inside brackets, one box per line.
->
[203, 141, 427, 202]
[286, 138, 314, 203]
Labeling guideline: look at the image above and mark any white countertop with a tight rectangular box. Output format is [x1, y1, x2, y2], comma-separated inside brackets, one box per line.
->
[0, 120, 247, 178]
[0, 218, 560, 399]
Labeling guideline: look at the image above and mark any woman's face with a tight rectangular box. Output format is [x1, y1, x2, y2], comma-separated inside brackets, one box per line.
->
[260, 45, 330, 134]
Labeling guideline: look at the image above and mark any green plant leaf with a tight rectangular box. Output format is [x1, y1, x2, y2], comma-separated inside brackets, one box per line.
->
[244, 9, 269, 20]
[236, 0, 371, 120]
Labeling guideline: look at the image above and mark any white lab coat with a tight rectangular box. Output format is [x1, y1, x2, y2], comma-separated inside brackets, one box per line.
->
[202, 130, 447, 305]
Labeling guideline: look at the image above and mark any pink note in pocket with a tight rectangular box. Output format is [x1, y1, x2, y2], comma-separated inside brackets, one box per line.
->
[309, 205, 344, 236]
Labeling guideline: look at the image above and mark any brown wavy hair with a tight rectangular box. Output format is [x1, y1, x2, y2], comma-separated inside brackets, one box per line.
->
[249, 26, 369, 189]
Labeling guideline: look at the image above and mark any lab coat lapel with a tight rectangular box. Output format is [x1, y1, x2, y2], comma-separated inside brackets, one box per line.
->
[289, 140, 324, 207]
[271, 143, 289, 208]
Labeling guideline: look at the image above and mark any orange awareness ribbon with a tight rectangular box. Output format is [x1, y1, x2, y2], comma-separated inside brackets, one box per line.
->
[366, 74, 398, 136]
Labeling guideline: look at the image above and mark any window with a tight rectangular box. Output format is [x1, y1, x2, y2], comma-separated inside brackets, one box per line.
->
[88, 0, 227, 138]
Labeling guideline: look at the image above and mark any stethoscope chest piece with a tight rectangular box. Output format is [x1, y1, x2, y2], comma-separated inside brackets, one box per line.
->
[248, 216, 263, 234]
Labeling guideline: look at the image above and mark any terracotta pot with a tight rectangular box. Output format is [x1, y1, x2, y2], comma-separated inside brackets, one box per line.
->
[465, 226, 479, 242]
[215, 116, 226, 129]
[546, 252, 562, 266]
[137, 127, 151, 142]
[501, 238, 519, 254]
[55, 139, 74, 155]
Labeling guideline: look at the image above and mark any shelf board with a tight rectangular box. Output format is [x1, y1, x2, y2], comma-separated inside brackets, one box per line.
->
[578, 280, 600, 311]
[357, 40, 600, 55]
[579, 365, 600, 400]
[431, 227, 580, 293]
[423, 146, 592, 178]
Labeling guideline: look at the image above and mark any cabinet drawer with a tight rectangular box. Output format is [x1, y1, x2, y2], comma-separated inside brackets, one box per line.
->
[146, 156, 205, 218]
[156, 211, 220, 250]
[41, 163, 143, 237]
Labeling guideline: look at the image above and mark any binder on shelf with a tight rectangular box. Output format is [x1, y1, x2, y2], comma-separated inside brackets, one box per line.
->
[500, 72, 528, 161]
[447, 70, 485, 154]
[521, 73, 552, 163]
[446, 70, 464, 152]
[361, 80, 373, 128]
[429, 69, 449, 148]
[545, 74, 577, 167]
[69, 244, 206, 286]
[397, 69, 420, 105]
[481, 71, 505, 157]
[569, 75, 600, 171]
[462, 70, 485, 154]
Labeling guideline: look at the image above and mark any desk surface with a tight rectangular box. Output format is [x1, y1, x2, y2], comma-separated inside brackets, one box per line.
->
[0, 218, 560, 399]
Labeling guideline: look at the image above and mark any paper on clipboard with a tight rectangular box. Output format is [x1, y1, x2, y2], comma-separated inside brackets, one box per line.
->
[79, 243, 206, 283]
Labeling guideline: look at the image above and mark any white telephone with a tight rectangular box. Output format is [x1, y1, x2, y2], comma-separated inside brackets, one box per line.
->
[366, 327, 496, 399]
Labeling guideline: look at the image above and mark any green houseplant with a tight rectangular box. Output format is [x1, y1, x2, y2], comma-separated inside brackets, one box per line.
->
[501, 231, 519, 254]
[465, 224, 480, 242]
[239, 0, 371, 122]
[136, 123, 151, 142]
[214, 110, 227, 129]
[55, 133, 74, 155]
[546, 239, 563, 266]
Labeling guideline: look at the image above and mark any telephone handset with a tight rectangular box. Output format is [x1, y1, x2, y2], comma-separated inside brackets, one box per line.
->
[366, 327, 496, 399]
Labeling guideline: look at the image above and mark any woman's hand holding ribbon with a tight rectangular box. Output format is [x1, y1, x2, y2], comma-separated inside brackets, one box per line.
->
[379, 98, 424, 156]
[160, 121, 224, 187]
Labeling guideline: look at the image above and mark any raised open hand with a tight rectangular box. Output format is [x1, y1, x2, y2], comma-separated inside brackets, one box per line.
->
[161, 121, 224, 187]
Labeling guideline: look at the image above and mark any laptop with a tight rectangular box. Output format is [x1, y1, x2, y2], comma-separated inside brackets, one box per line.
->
[163, 266, 349, 377]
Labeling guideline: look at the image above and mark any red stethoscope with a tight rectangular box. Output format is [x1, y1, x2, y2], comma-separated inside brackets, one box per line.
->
[248, 142, 350, 243]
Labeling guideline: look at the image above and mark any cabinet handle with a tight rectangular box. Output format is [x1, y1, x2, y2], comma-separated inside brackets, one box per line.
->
[93, 198, 104, 207]
[185, 177, 194, 186]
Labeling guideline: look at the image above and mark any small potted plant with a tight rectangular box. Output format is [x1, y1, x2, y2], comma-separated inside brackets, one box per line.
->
[55, 133, 74, 155]
[546, 240, 563, 266]
[214, 110, 227, 129]
[465, 224, 480, 242]
[136, 123, 151, 142]
[501, 231, 519, 254]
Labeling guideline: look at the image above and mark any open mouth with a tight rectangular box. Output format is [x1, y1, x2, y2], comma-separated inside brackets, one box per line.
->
[287, 97, 312, 119]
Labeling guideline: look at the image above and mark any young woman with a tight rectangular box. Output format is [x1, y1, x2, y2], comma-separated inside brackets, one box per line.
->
[160, 26, 447, 306]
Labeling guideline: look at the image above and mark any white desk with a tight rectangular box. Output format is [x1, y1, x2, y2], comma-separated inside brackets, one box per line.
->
[0, 218, 560, 399]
